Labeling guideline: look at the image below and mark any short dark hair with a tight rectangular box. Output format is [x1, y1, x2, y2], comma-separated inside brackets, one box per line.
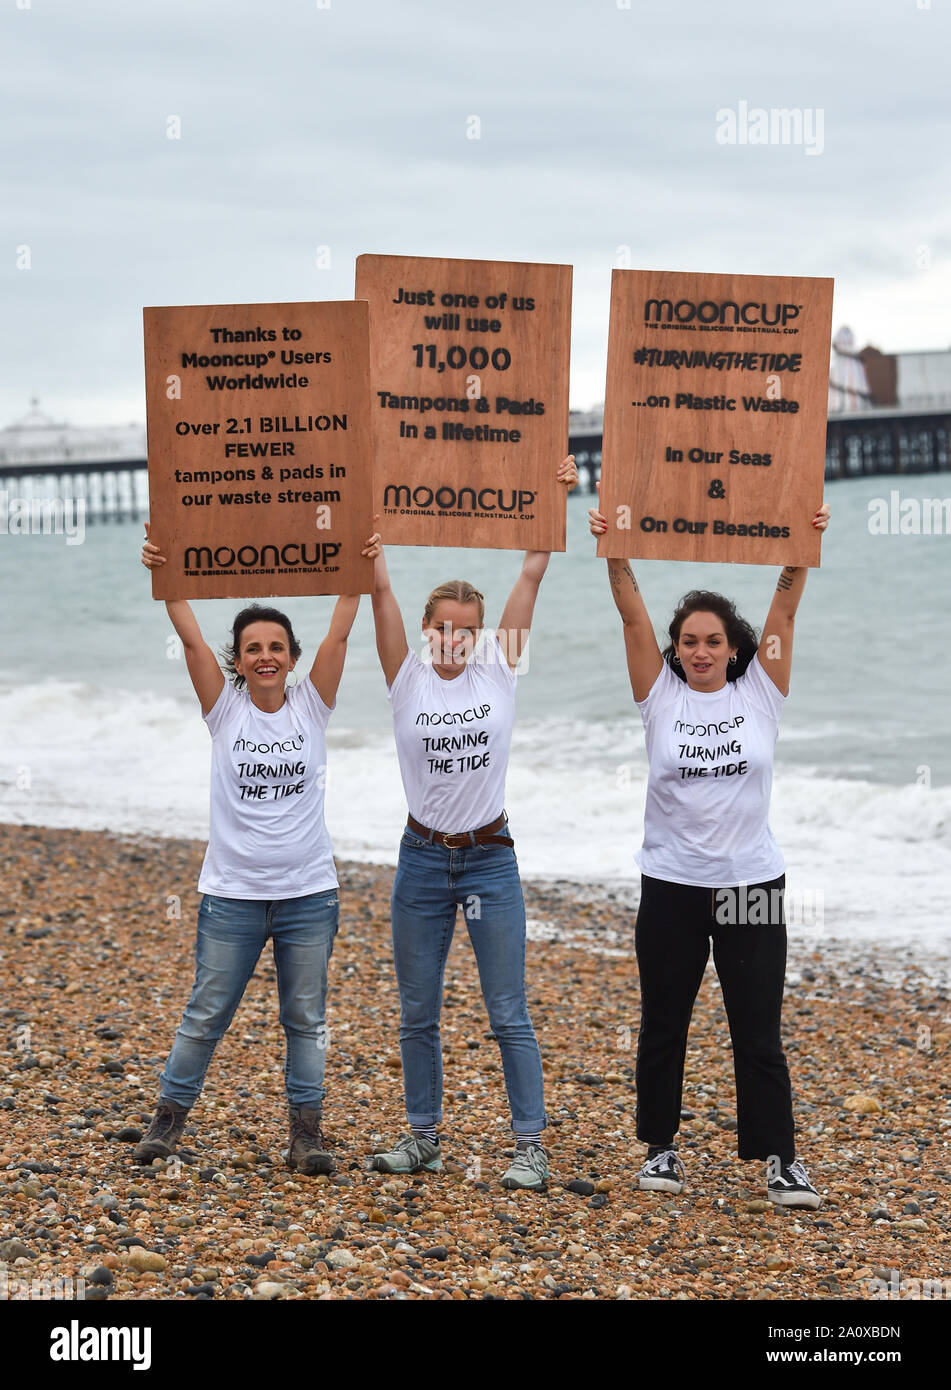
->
[662, 590, 759, 682]
[220, 605, 302, 689]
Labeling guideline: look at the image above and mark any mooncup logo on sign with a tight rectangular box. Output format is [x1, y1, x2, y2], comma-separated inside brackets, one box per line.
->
[643, 299, 801, 328]
[184, 541, 341, 569]
[383, 483, 536, 515]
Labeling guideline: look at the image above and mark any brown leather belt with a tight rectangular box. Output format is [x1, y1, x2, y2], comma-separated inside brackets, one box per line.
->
[406, 811, 513, 850]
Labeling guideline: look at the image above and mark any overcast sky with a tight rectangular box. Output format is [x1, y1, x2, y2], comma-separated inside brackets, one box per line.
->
[2, 0, 948, 426]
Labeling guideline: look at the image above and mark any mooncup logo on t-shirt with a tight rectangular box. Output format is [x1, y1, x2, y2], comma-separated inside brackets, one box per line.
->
[233, 733, 305, 752]
[674, 713, 749, 780]
[388, 636, 517, 833]
[636, 656, 786, 886]
[231, 727, 309, 802]
[418, 708, 493, 776]
[415, 703, 491, 726]
[198, 678, 338, 899]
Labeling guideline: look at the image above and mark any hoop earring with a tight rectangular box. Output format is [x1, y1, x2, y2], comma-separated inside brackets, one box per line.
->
[729, 655, 737, 665]
[286, 670, 299, 687]
[672, 653, 681, 665]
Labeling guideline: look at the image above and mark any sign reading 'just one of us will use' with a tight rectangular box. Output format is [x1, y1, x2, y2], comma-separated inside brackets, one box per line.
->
[355, 254, 572, 550]
[144, 301, 374, 600]
[598, 269, 834, 567]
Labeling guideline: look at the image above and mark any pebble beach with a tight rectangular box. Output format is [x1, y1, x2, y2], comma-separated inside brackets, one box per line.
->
[2, 822, 949, 1304]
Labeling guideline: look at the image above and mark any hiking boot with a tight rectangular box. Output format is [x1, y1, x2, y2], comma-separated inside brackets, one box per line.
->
[767, 1158, 821, 1209]
[133, 1098, 190, 1164]
[638, 1148, 686, 1194]
[500, 1144, 549, 1191]
[287, 1104, 336, 1176]
[369, 1134, 442, 1174]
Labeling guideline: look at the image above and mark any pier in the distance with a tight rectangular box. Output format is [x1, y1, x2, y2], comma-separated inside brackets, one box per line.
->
[2, 332, 950, 520]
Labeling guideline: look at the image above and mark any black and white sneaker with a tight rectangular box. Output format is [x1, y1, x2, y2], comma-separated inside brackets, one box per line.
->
[767, 1158, 821, 1209]
[638, 1148, 685, 1194]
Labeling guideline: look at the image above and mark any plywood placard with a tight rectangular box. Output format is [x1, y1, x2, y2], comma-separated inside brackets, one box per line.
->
[144, 300, 373, 599]
[355, 254, 572, 550]
[598, 269, 834, 566]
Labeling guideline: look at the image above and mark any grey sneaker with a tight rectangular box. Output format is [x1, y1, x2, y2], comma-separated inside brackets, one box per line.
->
[500, 1144, 549, 1190]
[638, 1148, 685, 1194]
[370, 1134, 443, 1174]
[133, 1098, 190, 1164]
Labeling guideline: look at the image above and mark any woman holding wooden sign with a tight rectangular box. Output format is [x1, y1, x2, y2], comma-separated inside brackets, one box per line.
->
[134, 523, 377, 1176]
[368, 455, 578, 1191]
[589, 492, 830, 1208]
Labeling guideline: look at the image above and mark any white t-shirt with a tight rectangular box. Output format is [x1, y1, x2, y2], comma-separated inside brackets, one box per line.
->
[197, 676, 338, 899]
[635, 654, 785, 887]
[387, 635, 517, 833]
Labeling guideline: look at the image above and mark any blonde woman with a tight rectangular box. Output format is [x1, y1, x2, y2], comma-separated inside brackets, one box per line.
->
[368, 457, 577, 1190]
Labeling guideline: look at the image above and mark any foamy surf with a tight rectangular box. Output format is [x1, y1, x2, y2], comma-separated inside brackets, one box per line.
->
[1, 681, 949, 958]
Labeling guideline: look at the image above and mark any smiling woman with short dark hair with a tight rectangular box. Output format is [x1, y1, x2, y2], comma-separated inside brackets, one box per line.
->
[133, 522, 376, 1178]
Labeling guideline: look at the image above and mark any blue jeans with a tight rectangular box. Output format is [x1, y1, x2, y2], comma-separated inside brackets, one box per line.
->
[390, 822, 546, 1133]
[159, 889, 339, 1110]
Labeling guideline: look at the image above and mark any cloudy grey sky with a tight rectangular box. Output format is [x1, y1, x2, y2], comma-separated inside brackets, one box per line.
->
[2, 0, 948, 426]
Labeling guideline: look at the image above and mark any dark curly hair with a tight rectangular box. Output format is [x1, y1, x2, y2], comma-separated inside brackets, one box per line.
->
[662, 590, 759, 683]
[219, 605, 303, 689]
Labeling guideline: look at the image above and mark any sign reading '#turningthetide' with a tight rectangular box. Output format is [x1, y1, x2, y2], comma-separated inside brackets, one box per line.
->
[355, 254, 572, 550]
[598, 269, 834, 567]
[144, 301, 373, 599]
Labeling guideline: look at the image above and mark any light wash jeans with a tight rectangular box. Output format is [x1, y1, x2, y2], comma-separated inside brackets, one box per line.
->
[159, 889, 339, 1110]
[390, 821, 546, 1133]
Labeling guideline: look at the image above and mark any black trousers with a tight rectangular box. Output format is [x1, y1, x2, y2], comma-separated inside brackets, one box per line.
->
[634, 872, 796, 1164]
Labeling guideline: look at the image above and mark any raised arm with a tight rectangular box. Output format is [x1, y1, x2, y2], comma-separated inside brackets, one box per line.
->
[370, 535, 409, 686]
[309, 527, 384, 704]
[496, 551, 550, 669]
[496, 454, 577, 669]
[757, 502, 830, 695]
[309, 595, 359, 708]
[167, 601, 226, 715]
[142, 523, 224, 715]
[589, 487, 662, 702]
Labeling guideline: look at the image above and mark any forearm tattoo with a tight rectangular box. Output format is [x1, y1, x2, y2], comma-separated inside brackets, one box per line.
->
[776, 566, 798, 593]
[610, 562, 638, 595]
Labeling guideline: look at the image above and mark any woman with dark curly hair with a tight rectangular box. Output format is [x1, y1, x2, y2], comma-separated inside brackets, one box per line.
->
[133, 523, 378, 1176]
[589, 492, 830, 1208]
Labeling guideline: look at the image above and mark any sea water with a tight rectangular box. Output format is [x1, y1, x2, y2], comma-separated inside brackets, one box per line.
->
[2, 474, 949, 956]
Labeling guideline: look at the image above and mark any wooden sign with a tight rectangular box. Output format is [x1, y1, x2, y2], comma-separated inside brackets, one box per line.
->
[355, 254, 572, 550]
[144, 300, 373, 599]
[598, 269, 834, 566]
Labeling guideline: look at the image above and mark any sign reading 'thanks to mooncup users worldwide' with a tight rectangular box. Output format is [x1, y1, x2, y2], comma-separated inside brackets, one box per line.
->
[144, 300, 374, 600]
[355, 254, 572, 551]
[598, 269, 834, 567]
